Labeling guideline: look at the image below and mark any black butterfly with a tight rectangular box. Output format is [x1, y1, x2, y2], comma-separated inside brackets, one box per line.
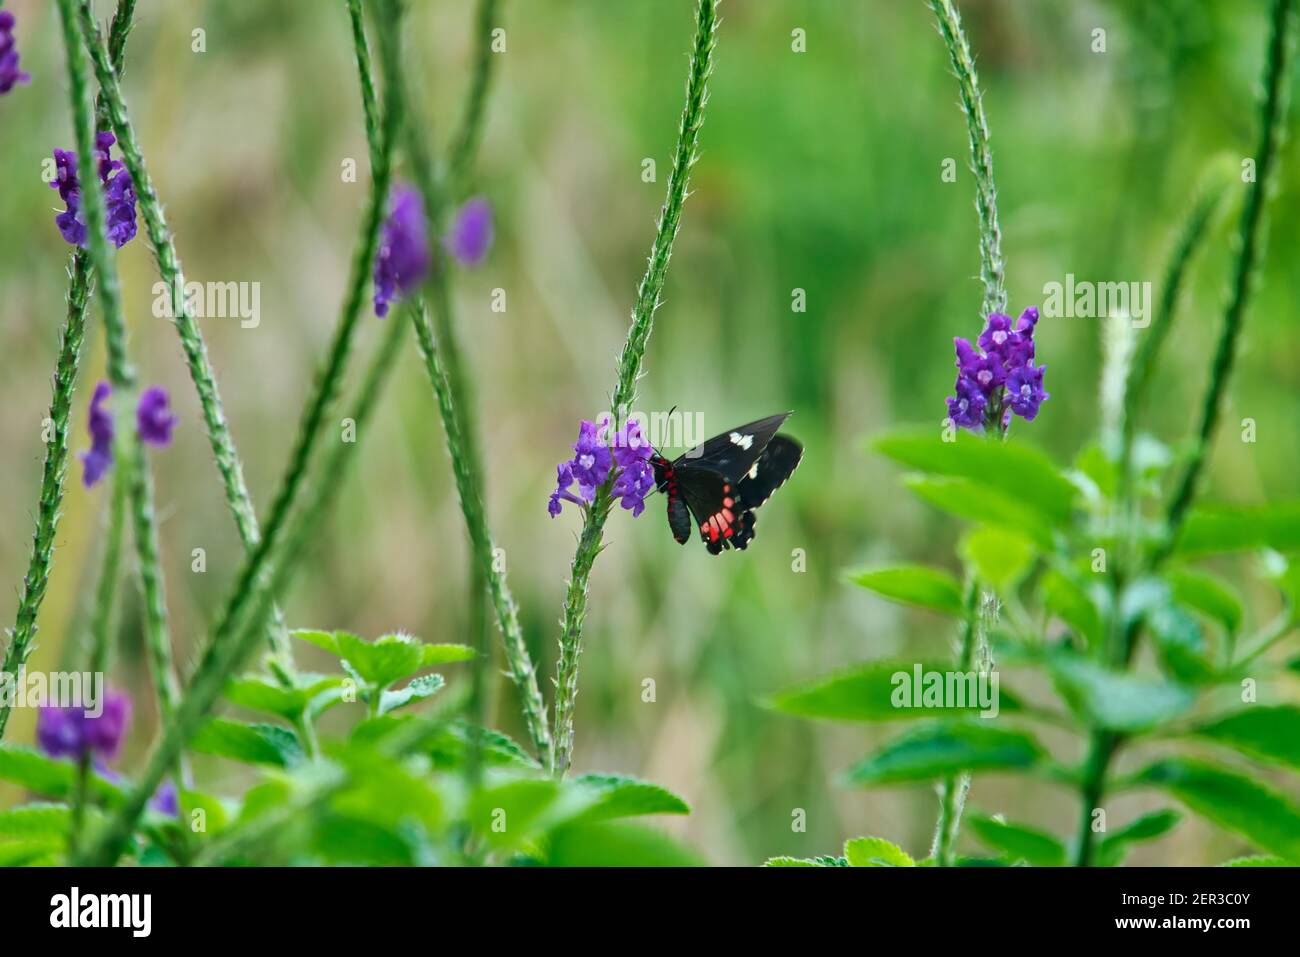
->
[650, 412, 803, 554]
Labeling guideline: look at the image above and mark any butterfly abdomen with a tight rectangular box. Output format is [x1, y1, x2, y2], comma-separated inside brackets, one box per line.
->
[657, 462, 692, 544]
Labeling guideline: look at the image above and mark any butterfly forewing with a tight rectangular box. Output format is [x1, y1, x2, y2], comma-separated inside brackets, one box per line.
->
[675, 412, 791, 481]
[736, 435, 803, 508]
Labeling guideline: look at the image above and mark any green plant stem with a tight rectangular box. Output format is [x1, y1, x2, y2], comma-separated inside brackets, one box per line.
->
[929, 0, 1006, 320]
[1072, 730, 1118, 867]
[75, 0, 294, 658]
[77, 301, 412, 867]
[550, 0, 718, 778]
[448, 0, 500, 189]
[88, 457, 129, 678]
[932, 579, 980, 865]
[1161, 0, 1297, 559]
[0, 254, 90, 741]
[371, 0, 552, 767]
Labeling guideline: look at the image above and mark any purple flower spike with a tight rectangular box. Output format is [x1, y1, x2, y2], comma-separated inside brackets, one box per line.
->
[0, 11, 30, 95]
[446, 197, 493, 267]
[548, 416, 660, 517]
[50, 132, 138, 249]
[37, 689, 132, 763]
[610, 420, 655, 517]
[374, 186, 432, 317]
[80, 381, 115, 488]
[136, 386, 177, 446]
[945, 306, 1048, 433]
[569, 418, 613, 494]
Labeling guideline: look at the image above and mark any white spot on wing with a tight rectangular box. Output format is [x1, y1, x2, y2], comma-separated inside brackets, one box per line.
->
[729, 432, 753, 450]
[748, 461, 759, 479]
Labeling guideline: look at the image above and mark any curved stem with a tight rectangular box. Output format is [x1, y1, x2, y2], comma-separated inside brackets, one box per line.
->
[551, 0, 719, 778]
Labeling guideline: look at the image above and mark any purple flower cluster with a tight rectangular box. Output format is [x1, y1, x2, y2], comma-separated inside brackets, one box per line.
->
[0, 10, 29, 95]
[374, 186, 432, 318]
[37, 689, 131, 762]
[946, 306, 1049, 431]
[446, 197, 493, 267]
[81, 383, 177, 488]
[548, 417, 656, 518]
[51, 132, 138, 249]
[37, 689, 178, 816]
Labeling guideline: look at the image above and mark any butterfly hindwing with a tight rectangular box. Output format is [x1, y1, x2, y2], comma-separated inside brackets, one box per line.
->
[736, 435, 803, 508]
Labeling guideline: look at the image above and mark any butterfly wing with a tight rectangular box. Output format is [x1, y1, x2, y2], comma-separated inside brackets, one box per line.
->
[675, 465, 746, 554]
[736, 434, 803, 508]
[674, 412, 791, 481]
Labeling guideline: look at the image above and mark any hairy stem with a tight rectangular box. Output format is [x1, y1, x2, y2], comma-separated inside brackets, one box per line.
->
[1162, 0, 1296, 555]
[551, 0, 718, 778]
[371, 0, 553, 766]
[0, 254, 90, 740]
[929, 0, 1007, 320]
[448, 0, 501, 189]
[75, 0, 294, 657]
[931, 580, 981, 865]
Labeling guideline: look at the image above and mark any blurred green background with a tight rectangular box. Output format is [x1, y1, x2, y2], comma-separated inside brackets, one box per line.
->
[1, 0, 1298, 864]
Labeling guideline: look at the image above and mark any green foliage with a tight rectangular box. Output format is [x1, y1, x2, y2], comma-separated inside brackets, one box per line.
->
[966, 815, 1066, 866]
[1097, 810, 1181, 866]
[844, 722, 1044, 786]
[844, 836, 915, 866]
[847, 565, 965, 617]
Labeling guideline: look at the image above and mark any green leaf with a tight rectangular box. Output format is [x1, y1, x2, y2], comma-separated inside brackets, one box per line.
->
[336, 632, 425, 688]
[377, 674, 445, 716]
[0, 837, 64, 866]
[468, 778, 566, 850]
[1097, 809, 1181, 866]
[0, 803, 72, 839]
[1220, 855, 1289, 866]
[1176, 502, 1300, 557]
[0, 745, 124, 804]
[419, 643, 475, 667]
[292, 628, 344, 655]
[545, 821, 703, 866]
[874, 428, 1077, 525]
[1137, 758, 1300, 861]
[844, 721, 1044, 786]
[966, 814, 1065, 866]
[425, 722, 540, 771]
[958, 526, 1037, 591]
[571, 773, 690, 823]
[901, 476, 1053, 549]
[1047, 653, 1194, 732]
[224, 675, 305, 720]
[844, 836, 914, 866]
[1039, 569, 1104, 648]
[763, 856, 831, 866]
[1192, 707, 1300, 771]
[768, 659, 1020, 722]
[1167, 568, 1243, 635]
[1146, 602, 1214, 684]
[847, 565, 965, 617]
[190, 719, 303, 767]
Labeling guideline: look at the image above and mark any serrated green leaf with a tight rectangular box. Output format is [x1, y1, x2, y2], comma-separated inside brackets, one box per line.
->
[1138, 758, 1300, 861]
[545, 821, 703, 866]
[190, 719, 303, 767]
[1220, 855, 1290, 866]
[848, 565, 965, 617]
[1097, 809, 1181, 866]
[224, 675, 307, 721]
[419, 643, 475, 667]
[763, 856, 829, 866]
[1047, 653, 1194, 732]
[378, 674, 445, 716]
[844, 721, 1044, 786]
[468, 779, 565, 850]
[1192, 707, 1300, 771]
[844, 836, 914, 866]
[425, 722, 540, 771]
[1176, 502, 1300, 557]
[0, 803, 72, 839]
[967, 814, 1065, 866]
[336, 632, 425, 688]
[0, 837, 64, 866]
[292, 629, 344, 655]
[768, 659, 1019, 722]
[570, 773, 690, 823]
[874, 428, 1076, 525]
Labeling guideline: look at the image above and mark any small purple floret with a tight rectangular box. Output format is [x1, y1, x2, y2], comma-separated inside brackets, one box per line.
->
[80, 381, 115, 488]
[136, 386, 177, 446]
[374, 186, 432, 317]
[446, 197, 493, 267]
[0, 11, 30, 95]
[36, 689, 132, 763]
[549, 416, 657, 518]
